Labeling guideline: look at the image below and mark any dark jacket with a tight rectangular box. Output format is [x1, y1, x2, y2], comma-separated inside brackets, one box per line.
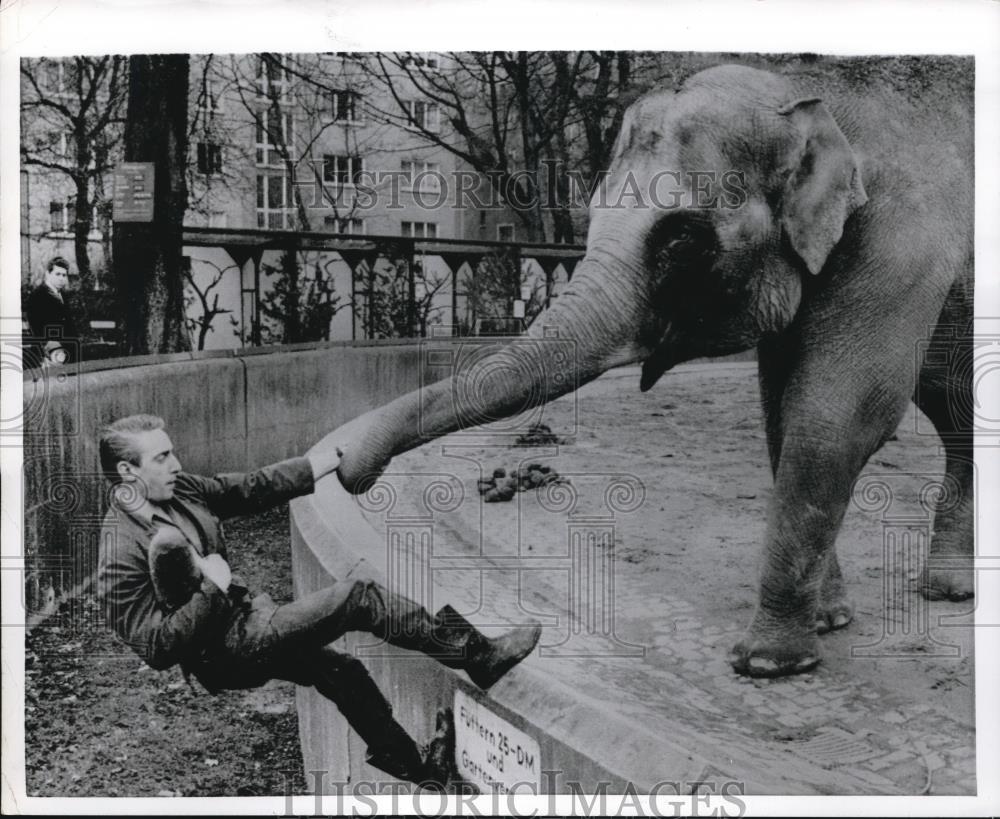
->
[25, 285, 81, 363]
[97, 457, 315, 673]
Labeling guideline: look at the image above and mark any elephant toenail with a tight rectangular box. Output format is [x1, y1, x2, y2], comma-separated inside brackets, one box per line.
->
[795, 655, 819, 672]
[748, 657, 778, 674]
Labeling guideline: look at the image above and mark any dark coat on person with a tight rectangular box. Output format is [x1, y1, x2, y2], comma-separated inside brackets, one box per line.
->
[25, 285, 81, 363]
[97, 457, 315, 677]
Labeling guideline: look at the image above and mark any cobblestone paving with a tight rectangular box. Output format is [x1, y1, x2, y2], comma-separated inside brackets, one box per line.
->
[611, 592, 976, 795]
[364, 364, 976, 795]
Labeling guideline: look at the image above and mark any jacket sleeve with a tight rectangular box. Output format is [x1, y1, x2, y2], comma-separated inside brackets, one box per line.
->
[25, 289, 47, 338]
[177, 456, 316, 520]
[98, 525, 230, 671]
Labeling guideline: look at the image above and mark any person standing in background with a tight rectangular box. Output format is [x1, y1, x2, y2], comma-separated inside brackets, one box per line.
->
[25, 256, 81, 366]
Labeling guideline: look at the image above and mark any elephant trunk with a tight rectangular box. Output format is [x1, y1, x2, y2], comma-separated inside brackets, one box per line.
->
[337, 242, 647, 494]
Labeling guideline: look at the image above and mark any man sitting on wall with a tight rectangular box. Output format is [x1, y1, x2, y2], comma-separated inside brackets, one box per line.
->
[97, 414, 542, 785]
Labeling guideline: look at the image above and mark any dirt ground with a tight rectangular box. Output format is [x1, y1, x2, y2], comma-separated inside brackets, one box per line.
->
[379, 362, 976, 794]
[23, 507, 304, 798]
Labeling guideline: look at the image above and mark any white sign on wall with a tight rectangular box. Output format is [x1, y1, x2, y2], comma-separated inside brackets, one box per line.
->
[454, 689, 542, 793]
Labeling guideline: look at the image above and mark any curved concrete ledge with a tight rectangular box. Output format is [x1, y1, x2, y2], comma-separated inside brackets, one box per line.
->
[291, 430, 900, 794]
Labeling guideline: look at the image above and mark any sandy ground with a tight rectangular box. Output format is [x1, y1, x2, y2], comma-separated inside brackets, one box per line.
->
[374, 362, 976, 794]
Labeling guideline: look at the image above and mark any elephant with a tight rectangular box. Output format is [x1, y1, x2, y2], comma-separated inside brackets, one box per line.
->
[336, 58, 974, 678]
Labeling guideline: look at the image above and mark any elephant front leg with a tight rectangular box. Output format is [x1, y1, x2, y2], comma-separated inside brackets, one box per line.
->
[757, 338, 854, 636]
[730, 439, 861, 677]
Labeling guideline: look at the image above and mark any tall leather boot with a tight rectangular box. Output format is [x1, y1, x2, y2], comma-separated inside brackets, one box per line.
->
[346, 583, 543, 690]
[363, 724, 430, 785]
[366, 707, 456, 788]
[423, 707, 457, 786]
[432, 604, 542, 690]
[312, 652, 437, 786]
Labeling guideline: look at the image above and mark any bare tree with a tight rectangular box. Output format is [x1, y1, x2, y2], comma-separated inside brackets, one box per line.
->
[355, 51, 663, 243]
[259, 253, 348, 344]
[459, 249, 546, 335]
[183, 258, 234, 350]
[354, 254, 449, 340]
[20, 56, 128, 288]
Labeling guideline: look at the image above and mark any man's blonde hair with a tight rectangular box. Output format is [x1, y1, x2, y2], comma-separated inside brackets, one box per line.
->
[98, 414, 166, 483]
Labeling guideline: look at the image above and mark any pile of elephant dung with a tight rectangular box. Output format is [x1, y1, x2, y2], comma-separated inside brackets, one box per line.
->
[477, 464, 567, 502]
[514, 423, 564, 447]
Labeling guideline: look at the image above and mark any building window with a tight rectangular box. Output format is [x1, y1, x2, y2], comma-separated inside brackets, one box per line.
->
[52, 132, 69, 157]
[405, 100, 440, 133]
[93, 206, 111, 238]
[255, 110, 294, 167]
[401, 160, 441, 192]
[331, 90, 362, 123]
[323, 216, 364, 235]
[44, 59, 72, 96]
[197, 142, 223, 175]
[256, 173, 296, 230]
[35, 131, 70, 157]
[401, 53, 440, 70]
[323, 154, 364, 186]
[255, 54, 290, 101]
[49, 196, 75, 233]
[401, 221, 437, 239]
[497, 224, 515, 242]
[196, 77, 220, 118]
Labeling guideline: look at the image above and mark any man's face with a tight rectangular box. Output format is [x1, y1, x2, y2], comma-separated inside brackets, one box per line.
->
[121, 429, 182, 502]
[45, 265, 70, 292]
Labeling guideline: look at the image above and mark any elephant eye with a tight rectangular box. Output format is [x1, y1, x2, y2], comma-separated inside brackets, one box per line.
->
[652, 212, 713, 243]
[656, 217, 716, 260]
[666, 230, 694, 249]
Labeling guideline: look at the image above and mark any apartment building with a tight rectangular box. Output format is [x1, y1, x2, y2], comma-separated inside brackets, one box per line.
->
[20, 53, 574, 349]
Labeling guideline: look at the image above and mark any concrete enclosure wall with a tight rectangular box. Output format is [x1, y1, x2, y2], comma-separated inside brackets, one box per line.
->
[20, 341, 441, 606]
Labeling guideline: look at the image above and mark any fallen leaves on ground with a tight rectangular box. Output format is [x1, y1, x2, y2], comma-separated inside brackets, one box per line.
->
[24, 507, 306, 797]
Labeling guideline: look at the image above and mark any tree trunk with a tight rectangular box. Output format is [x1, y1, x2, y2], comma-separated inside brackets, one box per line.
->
[113, 54, 191, 355]
[73, 175, 94, 291]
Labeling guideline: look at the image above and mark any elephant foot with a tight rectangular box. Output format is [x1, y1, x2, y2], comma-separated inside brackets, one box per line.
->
[728, 624, 821, 678]
[919, 564, 974, 602]
[816, 598, 854, 635]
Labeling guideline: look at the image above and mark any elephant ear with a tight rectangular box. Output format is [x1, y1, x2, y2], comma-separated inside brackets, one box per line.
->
[777, 98, 868, 275]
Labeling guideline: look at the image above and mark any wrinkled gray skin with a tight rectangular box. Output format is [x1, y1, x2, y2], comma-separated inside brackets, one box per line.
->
[337, 61, 973, 678]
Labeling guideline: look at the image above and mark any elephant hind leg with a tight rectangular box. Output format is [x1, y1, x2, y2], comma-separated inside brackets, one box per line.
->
[920, 449, 974, 601]
[914, 305, 974, 601]
[816, 551, 855, 633]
